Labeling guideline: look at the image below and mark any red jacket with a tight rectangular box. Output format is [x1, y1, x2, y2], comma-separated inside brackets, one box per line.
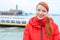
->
[59, 33, 60, 40]
[23, 16, 59, 40]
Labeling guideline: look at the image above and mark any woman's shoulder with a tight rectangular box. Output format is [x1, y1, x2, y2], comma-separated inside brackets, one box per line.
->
[48, 17, 58, 27]
[28, 16, 36, 23]
[48, 17, 54, 23]
[48, 17, 58, 29]
[29, 16, 36, 20]
[25, 16, 36, 30]
[26, 16, 36, 25]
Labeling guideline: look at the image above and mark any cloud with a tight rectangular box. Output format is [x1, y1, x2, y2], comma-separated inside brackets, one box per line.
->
[0, 0, 60, 14]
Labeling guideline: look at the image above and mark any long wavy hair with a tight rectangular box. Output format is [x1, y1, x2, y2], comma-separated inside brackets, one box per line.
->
[45, 18, 52, 37]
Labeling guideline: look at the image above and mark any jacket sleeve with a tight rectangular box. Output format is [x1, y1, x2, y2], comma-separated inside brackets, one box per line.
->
[53, 23, 59, 40]
[59, 33, 60, 40]
[23, 24, 31, 40]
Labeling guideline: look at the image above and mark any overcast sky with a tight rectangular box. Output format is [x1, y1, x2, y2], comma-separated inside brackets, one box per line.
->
[0, 0, 60, 14]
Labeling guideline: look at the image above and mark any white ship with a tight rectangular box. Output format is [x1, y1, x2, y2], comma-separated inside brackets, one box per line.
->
[0, 15, 34, 26]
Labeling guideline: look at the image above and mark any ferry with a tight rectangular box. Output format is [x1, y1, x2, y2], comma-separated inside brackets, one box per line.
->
[0, 15, 34, 27]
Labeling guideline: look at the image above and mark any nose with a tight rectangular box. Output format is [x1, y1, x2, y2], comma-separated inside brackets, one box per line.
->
[39, 11, 43, 14]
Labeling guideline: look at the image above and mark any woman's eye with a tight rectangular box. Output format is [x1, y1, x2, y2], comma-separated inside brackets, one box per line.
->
[37, 9, 41, 11]
[42, 10, 46, 12]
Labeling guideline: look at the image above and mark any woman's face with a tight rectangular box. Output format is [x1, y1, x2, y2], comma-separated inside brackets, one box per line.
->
[36, 5, 48, 20]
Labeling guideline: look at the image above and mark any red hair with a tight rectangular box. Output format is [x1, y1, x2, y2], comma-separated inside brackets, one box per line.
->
[36, 2, 49, 12]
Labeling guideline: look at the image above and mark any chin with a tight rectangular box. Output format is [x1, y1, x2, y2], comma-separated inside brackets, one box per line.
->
[37, 16, 45, 20]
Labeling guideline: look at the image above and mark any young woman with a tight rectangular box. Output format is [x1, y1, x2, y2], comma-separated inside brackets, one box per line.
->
[23, 2, 59, 40]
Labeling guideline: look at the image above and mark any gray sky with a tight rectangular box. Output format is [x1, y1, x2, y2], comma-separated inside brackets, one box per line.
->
[0, 0, 60, 14]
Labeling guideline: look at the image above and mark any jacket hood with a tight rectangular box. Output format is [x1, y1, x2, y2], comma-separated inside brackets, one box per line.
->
[28, 16, 54, 28]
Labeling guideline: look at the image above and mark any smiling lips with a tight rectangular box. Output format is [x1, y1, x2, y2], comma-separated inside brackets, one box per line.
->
[38, 14, 45, 18]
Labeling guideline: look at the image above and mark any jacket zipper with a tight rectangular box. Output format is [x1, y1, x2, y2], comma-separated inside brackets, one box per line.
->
[40, 26, 43, 40]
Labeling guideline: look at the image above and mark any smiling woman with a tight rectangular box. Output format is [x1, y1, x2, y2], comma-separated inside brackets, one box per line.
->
[23, 2, 59, 40]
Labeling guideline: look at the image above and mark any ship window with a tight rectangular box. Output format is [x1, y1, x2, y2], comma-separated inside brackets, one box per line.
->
[6, 20, 10, 23]
[1, 20, 5, 23]
[16, 20, 21, 24]
[22, 21, 26, 24]
[11, 20, 15, 23]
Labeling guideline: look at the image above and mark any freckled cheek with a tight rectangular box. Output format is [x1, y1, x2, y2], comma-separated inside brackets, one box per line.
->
[36, 11, 40, 15]
[36, 12, 45, 16]
[36, 11, 40, 13]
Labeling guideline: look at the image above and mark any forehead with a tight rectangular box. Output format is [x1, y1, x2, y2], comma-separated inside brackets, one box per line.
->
[37, 5, 47, 10]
